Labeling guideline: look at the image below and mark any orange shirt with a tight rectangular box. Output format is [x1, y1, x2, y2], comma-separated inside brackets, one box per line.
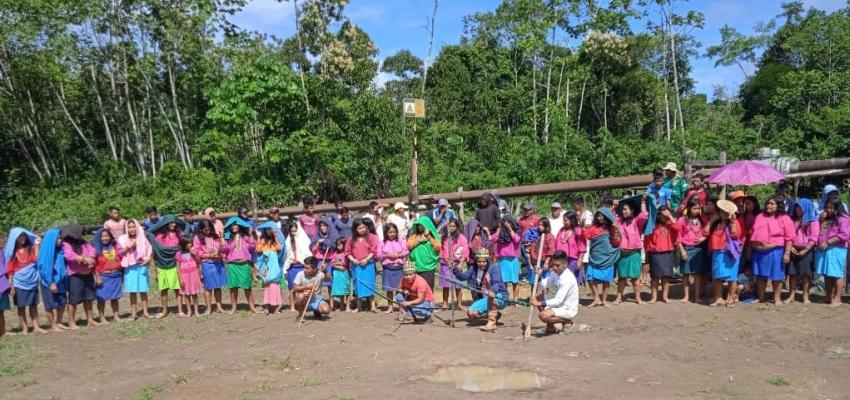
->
[708, 219, 743, 251]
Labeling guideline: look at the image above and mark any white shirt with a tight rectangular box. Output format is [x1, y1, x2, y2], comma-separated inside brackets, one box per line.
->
[294, 270, 325, 288]
[544, 268, 579, 317]
[386, 213, 411, 239]
[578, 209, 593, 262]
[364, 210, 384, 241]
[548, 210, 565, 238]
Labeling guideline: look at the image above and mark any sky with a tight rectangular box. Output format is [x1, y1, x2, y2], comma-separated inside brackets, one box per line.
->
[229, 0, 847, 99]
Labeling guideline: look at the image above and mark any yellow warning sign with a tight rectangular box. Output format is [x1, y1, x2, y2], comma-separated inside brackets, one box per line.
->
[403, 98, 425, 118]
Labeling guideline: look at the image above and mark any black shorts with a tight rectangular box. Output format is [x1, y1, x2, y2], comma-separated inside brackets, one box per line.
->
[648, 251, 675, 279]
[416, 271, 435, 290]
[788, 250, 814, 278]
[69, 274, 96, 305]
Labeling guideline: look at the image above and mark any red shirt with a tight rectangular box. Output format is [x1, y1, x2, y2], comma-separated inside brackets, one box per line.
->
[95, 246, 123, 273]
[6, 247, 37, 275]
[584, 226, 622, 247]
[708, 219, 743, 251]
[519, 214, 541, 235]
[644, 221, 681, 253]
[400, 274, 434, 303]
[680, 189, 707, 210]
[528, 232, 555, 263]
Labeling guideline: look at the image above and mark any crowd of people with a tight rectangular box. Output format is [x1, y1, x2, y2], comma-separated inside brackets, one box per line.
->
[1, 162, 848, 337]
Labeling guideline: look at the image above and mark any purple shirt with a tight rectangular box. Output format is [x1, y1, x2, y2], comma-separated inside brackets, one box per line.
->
[377, 238, 409, 267]
[62, 242, 96, 276]
[616, 213, 648, 250]
[222, 237, 255, 262]
[817, 215, 850, 248]
[490, 233, 520, 258]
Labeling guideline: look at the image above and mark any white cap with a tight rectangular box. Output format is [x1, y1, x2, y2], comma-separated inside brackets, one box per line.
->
[393, 202, 409, 210]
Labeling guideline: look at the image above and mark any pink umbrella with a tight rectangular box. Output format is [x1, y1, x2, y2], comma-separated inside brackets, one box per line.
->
[707, 160, 785, 186]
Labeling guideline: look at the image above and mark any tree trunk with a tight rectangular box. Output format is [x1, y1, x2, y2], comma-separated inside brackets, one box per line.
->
[667, 0, 685, 133]
[292, 0, 311, 113]
[57, 83, 100, 160]
[167, 61, 192, 168]
[420, 0, 439, 97]
[90, 65, 118, 160]
[543, 49, 554, 143]
[576, 76, 587, 131]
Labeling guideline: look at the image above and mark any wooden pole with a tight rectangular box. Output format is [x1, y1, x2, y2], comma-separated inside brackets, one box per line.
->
[298, 247, 330, 327]
[523, 235, 546, 341]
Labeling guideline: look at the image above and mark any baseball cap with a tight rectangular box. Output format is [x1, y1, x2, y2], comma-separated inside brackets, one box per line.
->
[437, 198, 449, 207]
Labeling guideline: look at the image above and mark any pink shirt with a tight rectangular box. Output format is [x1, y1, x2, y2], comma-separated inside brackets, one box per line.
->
[817, 215, 850, 248]
[440, 234, 469, 264]
[346, 234, 378, 261]
[616, 213, 648, 250]
[103, 219, 126, 239]
[490, 233, 520, 258]
[378, 238, 409, 267]
[222, 237, 255, 262]
[62, 242, 96, 276]
[555, 227, 585, 260]
[193, 236, 222, 261]
[676, 217, 705, 246]
[792, 220, 820, 248]
[155, 232, 180, 247]
[750, 214, 794, 246]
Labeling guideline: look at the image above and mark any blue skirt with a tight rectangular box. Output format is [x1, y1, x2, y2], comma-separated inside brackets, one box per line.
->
[586, 265, 614, 283]
[96, 270, 123, 301]
[287, 263, 305, 290]
[201, 261, 227, 290]
[41, 286, 68, 310]
[753, 247, 785, 281]
[711, 251, 739, 282]
[13, 287, 39, 307]
[352, 260, 376, 299]
[124, 264, 150, 293]
[381, 264, 403, 292]
[499, 257, 520, 284]
[331, 269, 351, 296]
[815, 246, 848, 279]
[0, 291, 9, 311]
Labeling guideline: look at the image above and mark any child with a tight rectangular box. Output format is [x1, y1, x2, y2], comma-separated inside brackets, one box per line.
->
[193, 219, 226, 315]
[257, 222, 286, 314]
[490, 216, 521, 302]
[645, 208, 682, 304]
[292, 257, 332, 319]
[555, 211, 586, 284]
[177, 238, 203, 316]
[330, 238, 351, 311]
[37, 228, 69, 331]
[378, 223, 408, 313]
[0, 252, 9, 336]
[285, 222, 312, 312]
[452, 248, 508, 332]
[439, 218, 469, 310]
[786, 198, 819, 304]
[615, 197, 648, 304]
[526, 219, 555, 287]
[705, 200, 743, 307]
[119, 219, 153, 320]
[676, 199, 709, 303]
[92, 228, 124, 324]
[5, 228, 45, 334]
[463, 220, 490, 265]
[814, 199, 850, 307]
[61, 223, 99, 329]
[311, 217, 337, 299]
[222, 216, 257, 314]
[583, 208, 621, 307]
[346, 219, 379, 313]
[678, 174, 708, 214]
[151, 216, 186, 318]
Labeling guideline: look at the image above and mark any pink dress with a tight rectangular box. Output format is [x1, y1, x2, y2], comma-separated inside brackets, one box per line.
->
[439, 234, 469, 289]
[177, 252, 202, 295]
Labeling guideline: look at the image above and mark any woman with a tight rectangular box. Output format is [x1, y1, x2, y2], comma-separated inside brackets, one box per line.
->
[584, 208, 621, 307]
[815, 199, 850, 307]
[489, 216, 522, 302]
[677, 199, 709, 303]
[203, 207, 225, 238]
[750, 196, 794, 305]
[706, 200, 743, 307]
[786, 198, 819, 304]
[37, 228, 69, 330]
[439, 218, 468, 310]
[527, 219, 555, 285]
[92, 228, 124, 323]
[615, 197, 647, 304]
[61, 224, 98, 329]
[555, 211, 586, 284]
[347, 219, 379, 312]
[148, 215, 186, 318]
[4, 227, 44, 334]
[377, 223, 408, 313]
[407, 216, 441, 290]
[285, 222, 311, 311]
[257, 221, 287, 314]
[222, 216, 257, 314]
[193, 219, 226, 315]
[119, 219, 152, 319]
[464, 219, 490, 264]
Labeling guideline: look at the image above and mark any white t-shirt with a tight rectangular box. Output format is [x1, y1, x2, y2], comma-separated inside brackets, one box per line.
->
[293, 270, 325, 288]
[548, 210, 565, 238]
[544, 268, 579, 318]
[386, 213, 410, 239]
[578, 209, 593, 262]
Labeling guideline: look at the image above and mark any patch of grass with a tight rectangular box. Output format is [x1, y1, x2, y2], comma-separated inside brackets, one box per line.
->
[257, 380, 272, 391]
[263, 355, 293, 370]
[10, 379, 37, 388]
[195, 314, 212, 323]
[768, 377, 790, 387]
[174, 372, 190, 384]
[338, 372, 364, 382]
[136, 383, 166, 400]
[337, 395, 354, 400]
[755, 303, 772, 312]
[239, 310, 250, 318]
[112, 321, 161, 339]
[0, 336, 34, 376]
[169, 331, 195, 344]
[226, 325, 238, 334]
[301, 377, 325, 387]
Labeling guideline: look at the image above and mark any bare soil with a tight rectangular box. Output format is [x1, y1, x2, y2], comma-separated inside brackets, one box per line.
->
[2, 285, 850, 400]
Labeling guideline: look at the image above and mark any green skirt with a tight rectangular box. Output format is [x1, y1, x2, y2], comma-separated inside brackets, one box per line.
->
[227, 262, 253, 289]
[616, 251, 642, 279]
[157, 267, 181, 291]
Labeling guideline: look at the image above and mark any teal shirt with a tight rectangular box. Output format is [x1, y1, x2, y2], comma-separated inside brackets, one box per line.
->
[662, 176, 688, 211]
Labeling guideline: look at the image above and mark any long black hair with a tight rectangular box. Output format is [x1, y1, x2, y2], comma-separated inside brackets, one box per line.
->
[762, 196, 787, 216]
[383, 222, 398, 242]
[196, 219, 218, 246]
[562, 211, 579, 231]
[352, 219, 369, 238]
[442, 217, 464, 241]
[362, 218, 377, 235]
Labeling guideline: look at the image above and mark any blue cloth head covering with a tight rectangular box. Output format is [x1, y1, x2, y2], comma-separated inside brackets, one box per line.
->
[37, 228, 67, 290]
[794, 198, 818, 224]
[91, 227, 116, 256]
[315, 217, 339, 251]
[223, 216, 252, 240]
[258, 221, 289, 267]
[820, 184, 839, 210]
[4, 227, 38, 262]
[595, 207, 617, 226]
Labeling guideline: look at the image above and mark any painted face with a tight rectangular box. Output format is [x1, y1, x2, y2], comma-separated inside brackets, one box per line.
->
[387, 227, 398, 240]
[100, 230, 112, 245]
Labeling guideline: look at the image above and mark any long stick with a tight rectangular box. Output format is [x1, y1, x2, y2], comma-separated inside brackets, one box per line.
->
[447, 233, 456, 327]
[298, 247, 330, 327]
[524, 234, 546, 341]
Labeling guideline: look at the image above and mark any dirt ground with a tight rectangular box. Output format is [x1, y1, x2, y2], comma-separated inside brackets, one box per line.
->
[2, 282, 850, 400]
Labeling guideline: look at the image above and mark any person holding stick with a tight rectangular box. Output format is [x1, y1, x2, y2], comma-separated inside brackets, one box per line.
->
[395, 262, 435, 323]
[527, 251, 579, 335]
[292, 257, 332, 319]
[452, 248, 508, 332]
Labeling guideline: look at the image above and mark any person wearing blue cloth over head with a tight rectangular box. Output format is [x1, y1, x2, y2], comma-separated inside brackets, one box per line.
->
[38, 228, 70, 331]
[5, 227, 46, 334]
[452, 248, 508, 332]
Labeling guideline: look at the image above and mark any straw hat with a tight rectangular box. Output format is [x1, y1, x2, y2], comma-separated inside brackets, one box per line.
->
[717, 199, 738, 215]
[663, 162, 679, 172]
[403, 262, 416, 274]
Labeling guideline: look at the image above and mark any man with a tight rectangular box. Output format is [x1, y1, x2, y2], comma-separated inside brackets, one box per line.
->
[330, 201, 344, 223]
[430, 198, 456, 234]
[364, 201, 384, 240]
[662, 162, 687, 211]
[103, 206, 126, 239]
[298, 200, 320, 242]
[334, 207, 353, 239]
[142, 206, 160, 230]
[387, 202, 411, 239]
[571, 197, 594, 228]
[548, 202, 565, 236]
[237, 207, 256, 229]
[292, 257, 332, 319]
[648, 169, 673, 210]
[475, 193, 501, 232]
[267, 207, 283, 230]
[528, 251, 578, 335]
[774, 182, 794, 214]
[395, 262, 435, 322]
[452, 249, 508, 332]
[518, 203, 540, 235]
[179, 208, 196, 237]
